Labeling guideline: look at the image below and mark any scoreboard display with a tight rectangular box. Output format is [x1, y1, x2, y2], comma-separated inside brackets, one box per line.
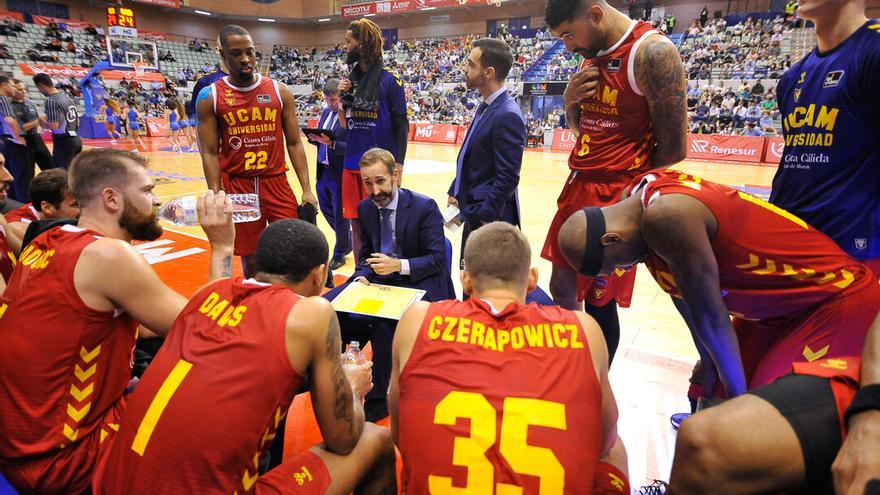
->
[106, 7, 138, 37]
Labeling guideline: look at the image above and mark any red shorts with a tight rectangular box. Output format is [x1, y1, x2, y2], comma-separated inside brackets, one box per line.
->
[341, 169, 367, 220]
[222, 173, 299, 256]
[735, 276, 880, 389]
[3, 400, 124, 494]
[254, 449, 331, 494]
[865, 258, 880, 280]
[541, 170, 637, 306]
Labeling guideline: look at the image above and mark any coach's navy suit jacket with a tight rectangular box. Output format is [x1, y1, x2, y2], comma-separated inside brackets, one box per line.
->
[350, 188, 454, 302]
[448, 89, 525, 228]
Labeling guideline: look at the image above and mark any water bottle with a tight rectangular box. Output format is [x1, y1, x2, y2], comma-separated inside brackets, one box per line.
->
[156, 193, 261, 226]
[341, 341, 366, 369]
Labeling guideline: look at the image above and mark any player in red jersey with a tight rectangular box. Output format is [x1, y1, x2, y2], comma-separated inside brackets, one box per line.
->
[541, 0, 687, 363]
[4, 168, 80, 252]
[0, 149, 234, 495]
[198, 24, 317, 275]
[558, 170, 880, 403]
[95, 220, 396, 495]
[390, 222, 628, 495]
[669, 311, 880, 494]
[0, 151, 17, 289]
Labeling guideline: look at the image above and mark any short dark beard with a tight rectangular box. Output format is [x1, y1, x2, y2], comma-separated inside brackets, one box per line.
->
[119, 198, 163, 241]
[345, 49, 360, 66]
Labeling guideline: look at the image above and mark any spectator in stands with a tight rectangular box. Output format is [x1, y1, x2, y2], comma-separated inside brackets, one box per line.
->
[745, 101, 762, 124]
[162, 50, 175, 62]
[700, 6, 709, 26]
[743, 121, 765, 136]
[759, 110, 774, 130]
[0, 44, 11, 60]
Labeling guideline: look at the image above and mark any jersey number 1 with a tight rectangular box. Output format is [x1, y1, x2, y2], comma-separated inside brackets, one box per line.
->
[429, 391, 566, 494]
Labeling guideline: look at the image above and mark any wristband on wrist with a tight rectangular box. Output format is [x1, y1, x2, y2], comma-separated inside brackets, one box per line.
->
[844, 383, 880, 424]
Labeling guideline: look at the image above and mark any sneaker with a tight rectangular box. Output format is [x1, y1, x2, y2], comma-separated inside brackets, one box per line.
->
[670, 412, 690, 429]
[638, 480, 669, 495]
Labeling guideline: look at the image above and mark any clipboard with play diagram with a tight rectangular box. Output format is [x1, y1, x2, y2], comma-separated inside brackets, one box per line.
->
[330, 283, 426, 320]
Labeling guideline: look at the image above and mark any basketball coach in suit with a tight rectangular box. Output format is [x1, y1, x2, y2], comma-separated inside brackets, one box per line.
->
[325, 147, 454, 420]
[448, 37, 526, 263]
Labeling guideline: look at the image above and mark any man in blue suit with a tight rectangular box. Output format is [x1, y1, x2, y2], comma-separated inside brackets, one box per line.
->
[307, 79, 351, 270]
[326, 147, 453, 420]
[448, 37, 525, 263]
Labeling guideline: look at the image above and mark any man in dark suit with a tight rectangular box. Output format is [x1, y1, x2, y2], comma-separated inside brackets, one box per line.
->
[448, 37, 526, 264]
[326, 147, 453, 420]
[306, 79, 351, 270]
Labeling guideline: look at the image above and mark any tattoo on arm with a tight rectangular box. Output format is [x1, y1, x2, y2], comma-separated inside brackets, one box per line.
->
[636, 37, 688, 168]
[326, 315, 355, 435]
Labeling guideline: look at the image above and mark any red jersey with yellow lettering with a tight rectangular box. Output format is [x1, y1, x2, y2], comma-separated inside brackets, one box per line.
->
[0, 225, 137, 462]
[398, 298, 604, 494]
[212, 74, 287, 177]
[4, 203, 39, 223]
[0, 226, 15, 282]
[637, 171, 875, 320]
[95, 277, 304, 495]
[569, 20, 660, 179]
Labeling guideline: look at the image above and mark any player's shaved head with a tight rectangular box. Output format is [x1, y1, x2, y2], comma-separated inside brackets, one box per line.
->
[218, 24, 250, 49]
[69, 149, 148, 207]
[558, 209, 588, 273]
[255, 220, 328, 283]
[464, 222, 532, 292]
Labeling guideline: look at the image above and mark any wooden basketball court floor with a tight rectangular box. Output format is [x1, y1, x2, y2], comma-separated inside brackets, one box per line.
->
[87, 135, 778, 488]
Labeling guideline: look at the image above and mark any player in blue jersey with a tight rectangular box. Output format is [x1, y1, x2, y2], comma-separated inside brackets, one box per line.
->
[187, 35, 228, 126]
[337, 18, 409, 258]
[770, 0, 880, 278]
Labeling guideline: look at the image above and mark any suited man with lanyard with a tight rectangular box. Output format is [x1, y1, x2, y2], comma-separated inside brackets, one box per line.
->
[325, 147, 453, 421]
[448, 37, 526, 263]
[306, 78, 351, 271]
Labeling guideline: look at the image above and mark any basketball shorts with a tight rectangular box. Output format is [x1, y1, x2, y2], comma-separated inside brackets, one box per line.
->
[222, 173, 299, 256]
[2, 399, 125, 494]
[750, 356, 860, 490]
[341, 169, 367, 220]
[169, 122, 179, 132]
[254, 449, 331, 494]
[540, 170, 637, 306]
[735, 276, 880, 390]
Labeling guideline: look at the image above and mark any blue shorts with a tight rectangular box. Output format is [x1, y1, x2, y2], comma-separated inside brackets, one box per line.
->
[129, 123, 140, 131]
[178, 120, 189, 129]
[105, 116, 116, 125]
[188, 118, 196, 126]
[169, 122, 179, 131]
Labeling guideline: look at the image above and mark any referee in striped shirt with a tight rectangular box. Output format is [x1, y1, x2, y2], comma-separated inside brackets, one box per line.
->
[33, 73, 81, 170]
[11, 79, 54, 173]
[0, 74, 30, 202]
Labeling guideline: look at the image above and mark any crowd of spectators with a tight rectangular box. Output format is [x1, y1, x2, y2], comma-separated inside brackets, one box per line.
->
[687, 79, 780, 135]
[682, 15, 793, 80]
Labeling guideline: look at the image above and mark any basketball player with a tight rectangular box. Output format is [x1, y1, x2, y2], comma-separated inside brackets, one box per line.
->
[669, 311, 880, 494]
[95, 220, 396, 494]
[197, 24, 317, 275]
[557, 170, 880, 401]
[769, 0, 880, 277]
[4, 168, 80, 251]
[542, 0, 688, 362]
[390, 222, 630, 494]
[338, 18, 408, 258]
[0, 149, 235, 494]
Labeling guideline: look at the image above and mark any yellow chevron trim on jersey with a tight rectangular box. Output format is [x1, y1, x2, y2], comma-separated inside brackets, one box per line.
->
[832, 269, 855, 289]
[815, 272, 837, 285]
[79, 345, 101, 363]
[69, 383, 94, 402]
[803, 344, 830, 362]
[131, 359, 193, 456]
[752, 259, 777, 275]
[74, 363, 97, 382]
[793, 268, 816, 280]
[67, 403, 91, 422]
[63, 423, 78, 442]
[735, 253, 760, 270]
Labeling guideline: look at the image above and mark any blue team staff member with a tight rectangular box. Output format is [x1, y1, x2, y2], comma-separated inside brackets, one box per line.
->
[769, 0, 880, 277]
[33, 73, 82, 170]
[337, 18, 408, 259]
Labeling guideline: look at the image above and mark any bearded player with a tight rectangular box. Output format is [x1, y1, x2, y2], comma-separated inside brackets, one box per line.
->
[197, 24, 317, 275]
[391, 222, 629, 494]
[0, 149, 234, 494]
[541, 0, 687, 362]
